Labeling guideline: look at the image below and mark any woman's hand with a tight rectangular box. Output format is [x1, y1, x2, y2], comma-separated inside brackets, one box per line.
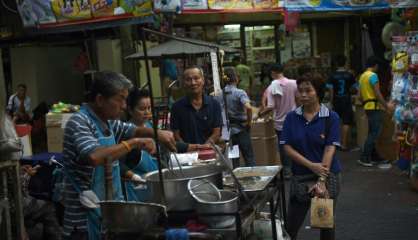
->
[134, 138, 156, 154]
[309, 162, 329, 177]
[310, 181, 329, 198]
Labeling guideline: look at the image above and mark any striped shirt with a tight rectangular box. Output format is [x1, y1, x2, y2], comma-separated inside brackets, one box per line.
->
[215, 84, 250, 135]
[61, 106, 136, 237]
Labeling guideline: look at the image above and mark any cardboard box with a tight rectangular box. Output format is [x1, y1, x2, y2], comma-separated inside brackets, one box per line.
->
[46, 113, 73, 127]
[354, 106, 368, 148]
[46, 113, 73, 152]
[251, 135, 280, 166]
[376, 112, 398, 161]
[47, 127, 64, 152]
[251, 118, 275, 138]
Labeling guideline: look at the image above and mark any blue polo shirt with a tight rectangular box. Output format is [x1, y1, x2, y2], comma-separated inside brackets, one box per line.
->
[170, 95, 222, 144]
[280, 104, 342, 175]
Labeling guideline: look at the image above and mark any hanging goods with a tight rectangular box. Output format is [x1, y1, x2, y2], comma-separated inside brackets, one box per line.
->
[391, 73, 409, 102]
[392, 52, 409, 73]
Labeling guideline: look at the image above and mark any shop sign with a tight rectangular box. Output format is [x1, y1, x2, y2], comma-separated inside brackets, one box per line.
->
[388, 0, 418, 8]
[182, 0, 208, 10]
[210, 51, 222, 96]
[208, 0, 253, 9]
[17, 0, 153, 28]
[284, 0, 390, 11]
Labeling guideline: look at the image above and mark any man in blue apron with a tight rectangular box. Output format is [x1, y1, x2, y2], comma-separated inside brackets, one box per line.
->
[61, 71, 176, 240]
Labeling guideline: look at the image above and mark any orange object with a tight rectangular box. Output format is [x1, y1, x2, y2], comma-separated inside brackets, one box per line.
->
[15, 124, 32, 137]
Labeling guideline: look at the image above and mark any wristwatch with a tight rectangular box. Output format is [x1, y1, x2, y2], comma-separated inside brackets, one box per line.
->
[319, 176, 326, 182]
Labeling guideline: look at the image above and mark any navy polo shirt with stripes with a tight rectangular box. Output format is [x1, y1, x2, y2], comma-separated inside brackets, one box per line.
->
[170, 95, 222, 144]
[280, 104, 342, 175]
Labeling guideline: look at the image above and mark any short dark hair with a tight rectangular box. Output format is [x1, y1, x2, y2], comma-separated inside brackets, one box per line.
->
[86, 71, 132, 102]
[17, 84, 27, 89]
[223, 66, 238, 84]
[365, 56, 380, 68]
[297, 65, 312, 78]
[270, 63, 284, 74]
[127, 88, 150, 110]
[297, 72, 326, 102]
[334, 54, 346, 67]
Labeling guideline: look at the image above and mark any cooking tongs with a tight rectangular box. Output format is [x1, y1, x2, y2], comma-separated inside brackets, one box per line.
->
[208, 141, 251, 203]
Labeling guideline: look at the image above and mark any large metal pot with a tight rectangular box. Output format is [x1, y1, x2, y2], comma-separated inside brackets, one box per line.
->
[144, 165, 223, 211]
[193, 190, 239, 228]
[100, 201, 166, 233]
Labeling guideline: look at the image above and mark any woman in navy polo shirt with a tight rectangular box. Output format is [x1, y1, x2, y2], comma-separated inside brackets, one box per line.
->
[281, 73, 341, 240]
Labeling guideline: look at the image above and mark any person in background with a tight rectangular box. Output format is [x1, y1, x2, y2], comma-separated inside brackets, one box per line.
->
[160, 59, 178, 98]
[121, 88, 193, 201]
[217, 67, 256, 168]
[170, 66, 223, 148]
[281, 73, 341, 240]
[260, 64, 298, 179]
[357, 56, 394, 167]
[21, 164, 61, 240]
[327, 54, 356, 151]
[61, 71, 175, 240]
[233, 56, 254, 97]
[7, 84, 31, 124]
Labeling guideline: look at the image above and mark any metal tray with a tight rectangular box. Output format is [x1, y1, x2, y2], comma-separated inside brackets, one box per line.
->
[224, 166, 281, 192]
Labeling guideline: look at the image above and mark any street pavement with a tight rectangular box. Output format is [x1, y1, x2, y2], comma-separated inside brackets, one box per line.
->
[296, 149, 418, 240]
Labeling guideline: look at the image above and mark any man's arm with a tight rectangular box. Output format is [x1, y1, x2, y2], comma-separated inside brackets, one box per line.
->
[205, 128, 221, 144]
[6, 95, 14, 113]
[373, 82, 388, 110]
[133, 127, 176, 151]
[259, 87, 274, 116]
[173, 129, 183, 142]
[244, 102, 253, 127]
[206, 99, 223, 144]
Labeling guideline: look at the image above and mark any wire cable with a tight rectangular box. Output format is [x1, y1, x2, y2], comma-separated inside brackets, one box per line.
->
[1, 0, 18, 14]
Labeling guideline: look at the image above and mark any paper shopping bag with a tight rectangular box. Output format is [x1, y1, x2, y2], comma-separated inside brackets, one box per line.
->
[310, 197, 334, 229]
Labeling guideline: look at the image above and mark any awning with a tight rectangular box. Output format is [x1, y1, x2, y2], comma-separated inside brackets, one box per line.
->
[125, 35, 239, 60]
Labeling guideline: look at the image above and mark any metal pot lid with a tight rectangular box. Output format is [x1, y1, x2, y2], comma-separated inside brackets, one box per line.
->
[188, 179, 221, 203]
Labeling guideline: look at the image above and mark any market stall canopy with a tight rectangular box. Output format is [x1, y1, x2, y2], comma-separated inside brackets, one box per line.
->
[125, 37, 239, 60]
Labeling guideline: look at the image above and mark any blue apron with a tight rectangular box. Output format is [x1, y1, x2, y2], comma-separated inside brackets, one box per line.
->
[80, 106, 124, 240]
[125, 121, 158, 202]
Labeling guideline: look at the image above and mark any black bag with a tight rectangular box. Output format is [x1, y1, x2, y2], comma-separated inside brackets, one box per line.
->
[290, 174, 318, 202]
[290, 173, 339, 203]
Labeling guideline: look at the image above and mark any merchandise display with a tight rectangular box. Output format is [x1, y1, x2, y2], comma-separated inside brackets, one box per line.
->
[390, 31, 418, 187]
[208, 0, 253, 9]
[51, 0, 92, 22]
[51, 102, 80, 113]
[120, 0, 153, 16]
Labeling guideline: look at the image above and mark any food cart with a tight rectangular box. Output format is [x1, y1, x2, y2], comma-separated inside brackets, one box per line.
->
[98, 29, 287, 240]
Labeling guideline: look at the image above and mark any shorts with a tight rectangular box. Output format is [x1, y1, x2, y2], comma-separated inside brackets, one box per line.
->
[334, 97, 354, 125]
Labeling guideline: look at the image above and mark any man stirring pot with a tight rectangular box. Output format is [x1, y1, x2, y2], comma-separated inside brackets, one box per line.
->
[61, 71, 176, 240]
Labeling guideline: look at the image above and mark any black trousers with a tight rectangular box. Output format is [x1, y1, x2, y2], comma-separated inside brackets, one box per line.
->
[286, 174, 340, 240]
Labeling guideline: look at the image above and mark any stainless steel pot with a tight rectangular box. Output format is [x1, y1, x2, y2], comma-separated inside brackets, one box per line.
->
[144, 165, 223, 211]
[193, 190, 239, 228]
[100, 201, 166, 233]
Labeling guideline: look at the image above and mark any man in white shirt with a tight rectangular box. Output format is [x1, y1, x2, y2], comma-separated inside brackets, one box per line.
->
[7, 84, 31, 123]
[260, 64, 298, 178]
